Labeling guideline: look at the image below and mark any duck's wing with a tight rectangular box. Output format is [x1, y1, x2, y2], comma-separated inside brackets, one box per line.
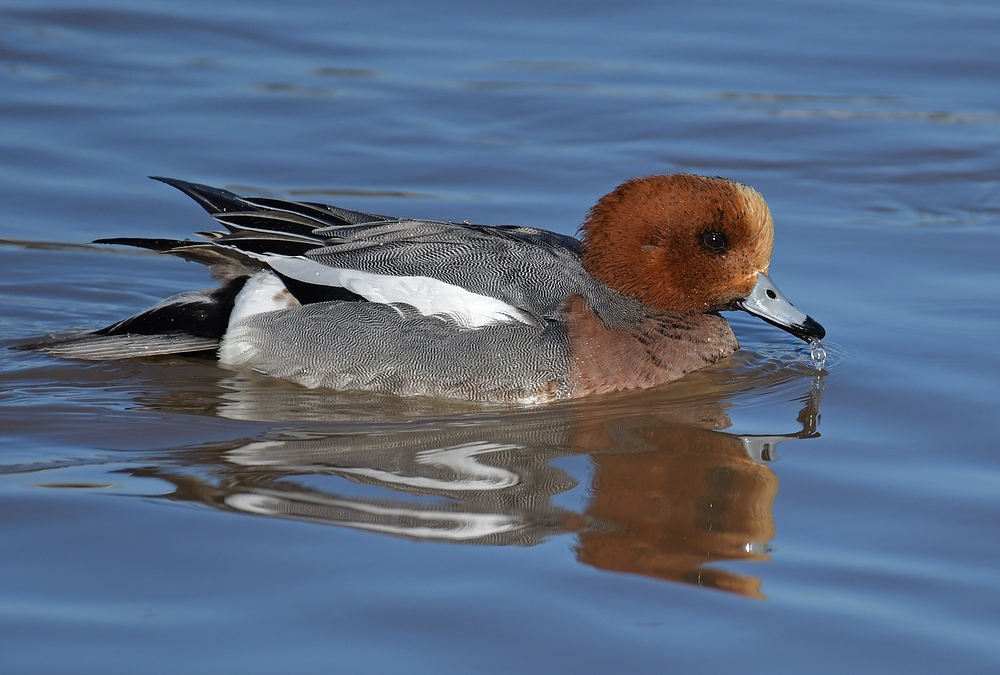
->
[299, 220, 591, 322]
[100, 178, 620, 324]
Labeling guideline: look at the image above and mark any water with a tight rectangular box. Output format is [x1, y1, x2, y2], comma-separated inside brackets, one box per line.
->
[809, 339, 827, 370]
[2, 0, 999, 673]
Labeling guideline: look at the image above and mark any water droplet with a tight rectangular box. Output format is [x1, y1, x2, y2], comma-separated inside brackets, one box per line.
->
[809, 339, 827, 370]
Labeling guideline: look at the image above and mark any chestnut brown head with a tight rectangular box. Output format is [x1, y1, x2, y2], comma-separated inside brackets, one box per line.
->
[580, 174, 774, 314]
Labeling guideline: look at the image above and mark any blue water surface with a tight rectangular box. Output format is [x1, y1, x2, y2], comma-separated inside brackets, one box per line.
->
[1, 0, 999, 673]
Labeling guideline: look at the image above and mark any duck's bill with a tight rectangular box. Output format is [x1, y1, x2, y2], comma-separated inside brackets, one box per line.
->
[736, 273, 825, 342]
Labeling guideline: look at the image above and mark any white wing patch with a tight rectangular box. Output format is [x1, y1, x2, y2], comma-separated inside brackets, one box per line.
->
[264, 255, 536, 328]
[220, 271, 300, 365]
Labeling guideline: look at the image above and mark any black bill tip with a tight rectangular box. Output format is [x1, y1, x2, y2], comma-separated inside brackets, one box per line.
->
[777, 315, 825, 342]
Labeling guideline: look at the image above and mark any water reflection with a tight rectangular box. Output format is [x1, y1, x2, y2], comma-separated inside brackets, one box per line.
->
[578, 428, 781, 599]
[127, 367, 823, 599]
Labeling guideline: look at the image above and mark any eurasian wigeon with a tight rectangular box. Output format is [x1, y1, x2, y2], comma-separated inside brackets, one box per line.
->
[21, 174, 824, 403]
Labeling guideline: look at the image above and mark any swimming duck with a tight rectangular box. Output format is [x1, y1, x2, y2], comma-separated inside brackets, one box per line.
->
[22, 175, 824, 403]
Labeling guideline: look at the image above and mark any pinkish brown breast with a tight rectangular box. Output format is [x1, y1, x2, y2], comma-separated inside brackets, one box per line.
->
[563, 294, 738, 398]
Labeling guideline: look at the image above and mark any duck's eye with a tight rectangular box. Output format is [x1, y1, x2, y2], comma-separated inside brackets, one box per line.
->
[700, 230, 729, 254]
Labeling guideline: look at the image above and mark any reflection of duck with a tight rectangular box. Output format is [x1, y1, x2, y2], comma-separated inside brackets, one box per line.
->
[577, 427, 779, 599]
[152, 421, 581, 547]
[128, 371, 822, 598]
[22, 175, 823, 402]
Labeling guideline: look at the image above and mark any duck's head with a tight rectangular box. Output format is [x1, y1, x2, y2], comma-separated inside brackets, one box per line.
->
[580, 174, 824, 342]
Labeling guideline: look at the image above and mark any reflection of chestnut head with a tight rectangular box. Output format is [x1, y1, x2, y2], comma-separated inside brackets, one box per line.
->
[574, 423, 778, 599]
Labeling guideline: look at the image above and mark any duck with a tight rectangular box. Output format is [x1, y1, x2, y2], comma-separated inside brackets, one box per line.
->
[20, 174, 824, 404]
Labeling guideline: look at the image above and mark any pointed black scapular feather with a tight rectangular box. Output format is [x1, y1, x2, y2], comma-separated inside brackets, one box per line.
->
[152, 176, 393, 229]
[149, 176, 253, 214]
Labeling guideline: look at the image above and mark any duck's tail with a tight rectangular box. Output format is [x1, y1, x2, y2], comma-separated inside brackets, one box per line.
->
[15, 177, 391, 360]
[13, 277, 248, 360]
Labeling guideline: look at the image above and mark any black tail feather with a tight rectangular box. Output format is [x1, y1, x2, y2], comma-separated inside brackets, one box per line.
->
[13, 277, 249, 361]
[98, 276, 248, 339]
[93, 237, 195, 251]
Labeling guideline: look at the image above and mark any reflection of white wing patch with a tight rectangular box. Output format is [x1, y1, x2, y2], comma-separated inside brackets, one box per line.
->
[414, 442, 521, 489]
[264, 256, 535, 328]
[334, 442, 520, 492]
[226, 492, 522, 541]
[225, 440, 521, 492]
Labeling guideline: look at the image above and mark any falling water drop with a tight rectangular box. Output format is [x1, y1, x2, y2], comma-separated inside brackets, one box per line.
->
[809, 339, 827, 370]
